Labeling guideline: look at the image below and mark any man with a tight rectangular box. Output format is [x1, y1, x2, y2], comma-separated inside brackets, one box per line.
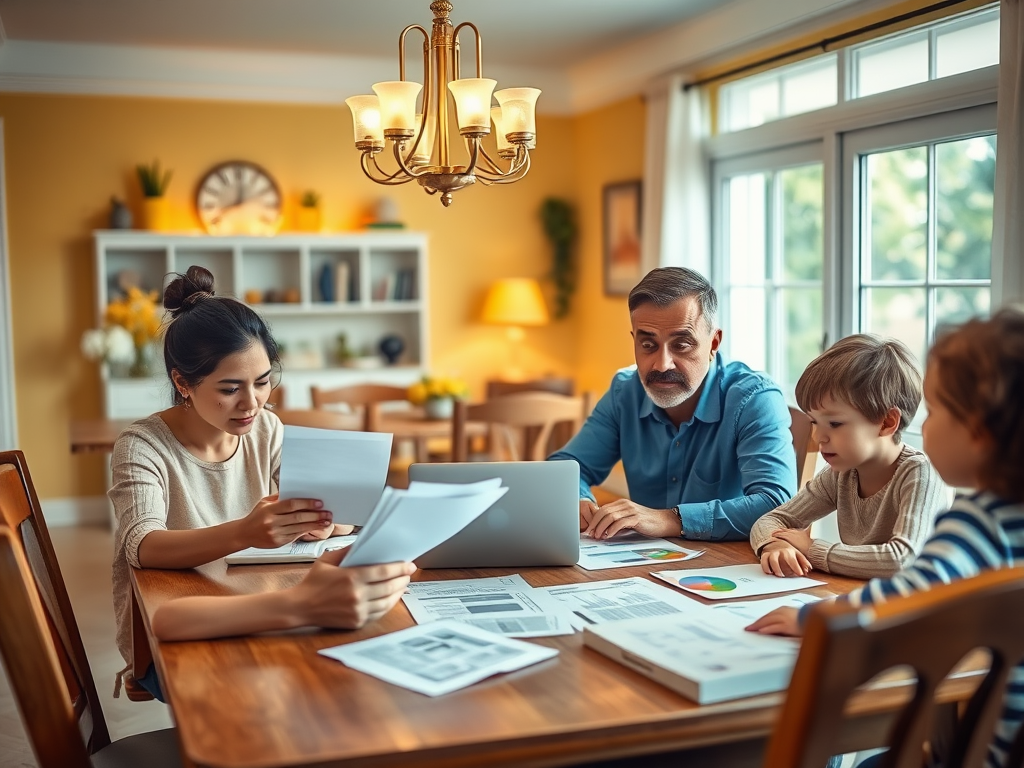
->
[549, 267, 796, 541]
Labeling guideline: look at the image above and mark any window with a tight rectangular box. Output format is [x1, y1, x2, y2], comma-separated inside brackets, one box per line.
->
[720, 55, 838, 133]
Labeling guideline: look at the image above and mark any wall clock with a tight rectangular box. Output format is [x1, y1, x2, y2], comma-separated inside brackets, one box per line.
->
[196, 160, 282, 236]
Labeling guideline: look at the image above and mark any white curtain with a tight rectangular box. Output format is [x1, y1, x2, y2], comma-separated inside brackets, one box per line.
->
[993, 0, 1024, 307]
[641, 74, 710, 278]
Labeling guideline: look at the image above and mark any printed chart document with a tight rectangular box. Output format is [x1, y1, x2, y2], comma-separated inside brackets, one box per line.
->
[319, 620, 558, 696]
[278, 425, 393, 526]
[226, 535, 357, 565]
[577, 532, 704, 571]
[341, 479, 508, 567]
[651, 564, 826, 601]
[583, 605, 801, 704]
[403, 574, 574, 637]
[537, 577, 700, 630]
[708, 593, 824, 624]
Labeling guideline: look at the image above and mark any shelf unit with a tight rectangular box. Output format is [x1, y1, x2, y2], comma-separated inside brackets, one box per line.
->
[92, 231, 429, 416]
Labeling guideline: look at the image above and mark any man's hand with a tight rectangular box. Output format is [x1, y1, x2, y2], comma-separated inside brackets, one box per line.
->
[579, 499, 598, 532]
[759, 540, 812, 577]
[772, 528, 812, 556]
[583, 499, 680, 540]
[745, 606, 802, 637]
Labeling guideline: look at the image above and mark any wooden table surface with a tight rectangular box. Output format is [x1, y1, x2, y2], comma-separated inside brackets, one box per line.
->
[129, 541, 986, 768]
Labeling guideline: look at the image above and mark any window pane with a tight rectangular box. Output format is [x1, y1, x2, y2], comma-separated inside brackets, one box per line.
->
[780, 287, 823, 391]
[855, 37, 929, 97]
[867, 147, 927, 281]
[723, 77, 780, 132]
[934, 287, 990, 335]
[936, 135, 995, 280]
[865, 287, 927, 366]
[780, 164, 824, 280]
[780, 56, 838, 118]
[936, 18, 1000, 78]
[727, 174, 767, 284]
[728, 288, 767, 372]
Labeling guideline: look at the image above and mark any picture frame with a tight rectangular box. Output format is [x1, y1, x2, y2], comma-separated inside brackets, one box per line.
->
[603, 180, 643, 296]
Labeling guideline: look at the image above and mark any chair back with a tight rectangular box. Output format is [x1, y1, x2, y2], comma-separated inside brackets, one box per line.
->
[452, 392, 588, 463]
[266, 384, 286, 410]
[788, 406, 819, 487]
[273, 408, 362, 431]
[0, 450, 110, 764]
[310, 384, 409, 431]
[764, 567, 1024, 768]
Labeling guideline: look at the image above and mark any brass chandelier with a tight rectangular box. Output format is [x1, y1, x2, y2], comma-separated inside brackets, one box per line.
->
[345, 1, 541, 208]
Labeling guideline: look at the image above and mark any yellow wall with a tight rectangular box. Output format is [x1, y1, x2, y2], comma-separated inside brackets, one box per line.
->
[1, 92, 610, 500]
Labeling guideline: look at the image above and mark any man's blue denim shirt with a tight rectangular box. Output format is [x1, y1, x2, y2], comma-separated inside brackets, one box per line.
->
[549, 355, 796, 541]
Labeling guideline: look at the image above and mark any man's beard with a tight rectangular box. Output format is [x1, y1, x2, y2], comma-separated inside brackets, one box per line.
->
[642, 369, 694, 409]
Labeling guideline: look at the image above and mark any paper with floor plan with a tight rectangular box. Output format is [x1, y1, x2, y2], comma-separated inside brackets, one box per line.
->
[225, 535, 357, 565]
[403, 574, 574, 637]
[341, 479, 508, 567]
[536, 576, 702, 630]
[278, 425, 393, 526]
[319, 620, 558, 697]
[651, 564, 826, 601]
[577, 531, 704, 570]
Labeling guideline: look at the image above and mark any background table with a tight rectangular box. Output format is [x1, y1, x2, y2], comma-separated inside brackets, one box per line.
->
[130, 542, 984, 768]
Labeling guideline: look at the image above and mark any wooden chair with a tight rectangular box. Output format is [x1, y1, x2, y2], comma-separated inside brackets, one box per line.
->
[272, 407, 361, 430]
[310, 383, 409, 431]
[266, 383, 286, 409]
[764, 567, 1024, 768]
[0, 451, 181, 768]
[451, 392, 590, 463]
[788, 406, 819, 488]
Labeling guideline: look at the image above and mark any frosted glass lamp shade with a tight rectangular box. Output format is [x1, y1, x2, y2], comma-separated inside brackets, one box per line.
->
[410, 113, 435, 166]
[491, 107, 512, 155]
[372, 81, 423, 136]
[448, 78, 497, 135]
[345, 95, 384, 148]
[495, 87, 541, 139]
[481, 278, 550, 326]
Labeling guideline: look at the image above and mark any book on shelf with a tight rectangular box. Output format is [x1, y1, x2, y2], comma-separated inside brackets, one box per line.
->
[374, 269, 417, 301]
[334, 261, 351, 303]
[582, 597, 806, 704]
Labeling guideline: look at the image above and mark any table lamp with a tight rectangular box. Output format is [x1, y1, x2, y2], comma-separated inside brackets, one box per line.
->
[481, 277, 549, 381]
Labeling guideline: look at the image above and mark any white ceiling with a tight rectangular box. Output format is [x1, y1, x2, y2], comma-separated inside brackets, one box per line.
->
[0, 0, 735, 69]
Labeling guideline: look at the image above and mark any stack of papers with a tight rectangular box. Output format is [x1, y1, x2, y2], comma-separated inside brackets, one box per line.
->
[577, 532, 704, 571]
[651, 564, 826, 600]
[226, 535, 357, 565]
[536, 576, 701, 629]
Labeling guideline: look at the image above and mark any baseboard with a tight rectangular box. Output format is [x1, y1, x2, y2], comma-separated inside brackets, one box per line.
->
[40, 496, 112, 528]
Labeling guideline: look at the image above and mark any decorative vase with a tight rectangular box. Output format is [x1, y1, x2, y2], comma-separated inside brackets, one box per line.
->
[378, 334, 405, 365]
[109, 197, 133, 229]
[424, 397, 454, 420]
[296, 206, 322, 232]
[128, 345, 153, 378]
[142, 197, 169, 231]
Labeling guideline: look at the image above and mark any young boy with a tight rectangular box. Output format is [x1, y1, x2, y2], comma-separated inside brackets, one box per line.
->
[750, 335, 950, 580]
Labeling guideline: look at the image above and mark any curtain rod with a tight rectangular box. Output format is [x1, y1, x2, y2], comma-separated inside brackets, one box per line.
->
[682, 0, 982, 91]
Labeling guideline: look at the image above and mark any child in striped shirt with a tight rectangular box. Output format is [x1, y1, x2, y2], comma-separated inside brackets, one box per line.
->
[750, 335, 949, 579]
[748, 308, 1024, 768]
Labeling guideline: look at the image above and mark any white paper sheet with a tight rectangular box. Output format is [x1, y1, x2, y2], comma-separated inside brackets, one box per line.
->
[403, 575, 574, 637]
[650, 564, 826, 600]
[341, 481, 508, 567]
[225, 535, 357, 565]
[707, 592, 824, 624]
[536, 576, 705, 630]
[278, 425, 393, 526]
[577, 532, 704, 570]
[319, 620, 559, 696]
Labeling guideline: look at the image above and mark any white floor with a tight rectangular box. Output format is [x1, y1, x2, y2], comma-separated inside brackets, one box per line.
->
[0, 525, 173, 768]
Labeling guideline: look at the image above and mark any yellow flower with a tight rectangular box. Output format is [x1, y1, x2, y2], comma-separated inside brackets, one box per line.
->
[406, 381, 428, 405]
[407, 375, 468, 404]
[103, 287, 163, 349]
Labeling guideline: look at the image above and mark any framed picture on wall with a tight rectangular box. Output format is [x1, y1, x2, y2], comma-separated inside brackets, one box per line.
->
[603, 180, 643, 296]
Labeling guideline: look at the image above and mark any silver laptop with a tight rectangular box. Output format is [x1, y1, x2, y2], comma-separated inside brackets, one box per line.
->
[407, 460, 580, 568]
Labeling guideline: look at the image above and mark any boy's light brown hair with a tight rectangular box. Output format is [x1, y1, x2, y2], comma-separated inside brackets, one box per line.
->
[795, 334, 922, 441]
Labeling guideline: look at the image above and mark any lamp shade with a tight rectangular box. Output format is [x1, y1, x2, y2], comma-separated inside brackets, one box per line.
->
[481, 278, 550, 326]
[372, 80, 423, 133]
[447, 78, 497, 134]
[345, 95, 384, 146]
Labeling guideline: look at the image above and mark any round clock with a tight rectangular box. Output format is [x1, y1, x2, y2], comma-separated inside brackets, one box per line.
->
[196, 160, 282, 236]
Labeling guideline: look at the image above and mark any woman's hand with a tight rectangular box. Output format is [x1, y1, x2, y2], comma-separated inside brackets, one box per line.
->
[237, 494, 333, 549]
[297, 523, 357, 542]
[288, 548, 417, 629]
[745, 607, 803, 637]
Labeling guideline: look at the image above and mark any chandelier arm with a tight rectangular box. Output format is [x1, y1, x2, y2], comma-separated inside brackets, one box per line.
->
[479, 152, 532, 184]
[362, 153, 417, 185]
[397, 24, 431, 164]
[392, 141, 434, 180]
[476, 145, 510, 175]
[462, 137, 481, 177]
[451, 22, 483, 77]
[398, 25, 430, 81]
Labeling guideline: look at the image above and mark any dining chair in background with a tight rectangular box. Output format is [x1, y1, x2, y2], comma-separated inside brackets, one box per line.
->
[272, 408, 361, 430]
[0, 450, 181, 767]
[309, 383, 409, 432]
[788, 406, 819, 488]
[764, 567, 1024, 768]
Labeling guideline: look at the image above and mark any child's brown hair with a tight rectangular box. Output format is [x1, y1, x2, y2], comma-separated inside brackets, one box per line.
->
[795, 334, 922, 441]
[928, 308, 1024, 503]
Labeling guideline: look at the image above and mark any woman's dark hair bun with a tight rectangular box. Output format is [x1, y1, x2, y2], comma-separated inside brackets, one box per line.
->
[164, 265, 216, 318]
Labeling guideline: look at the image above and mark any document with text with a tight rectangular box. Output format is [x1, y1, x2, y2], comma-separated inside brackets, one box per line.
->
[651, 564, 826, 601]
[225, 535, 357, 565]
[577, 532, 704, 571]
[536, 576, 701, 630]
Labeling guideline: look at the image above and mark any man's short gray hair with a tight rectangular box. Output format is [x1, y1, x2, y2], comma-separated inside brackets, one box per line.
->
[627, 267, 718, 330]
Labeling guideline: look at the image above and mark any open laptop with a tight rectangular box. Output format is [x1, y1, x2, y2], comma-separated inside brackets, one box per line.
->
[407, 460, 580, 568]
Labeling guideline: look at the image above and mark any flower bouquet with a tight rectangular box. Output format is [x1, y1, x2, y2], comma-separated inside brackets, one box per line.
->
[81, 287, 163, 378]
[406, 375, 469, 419]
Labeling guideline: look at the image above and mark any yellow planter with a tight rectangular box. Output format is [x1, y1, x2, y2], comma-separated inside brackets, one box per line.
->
[296, 206, 322, 232]
[141, 197, 170, 231]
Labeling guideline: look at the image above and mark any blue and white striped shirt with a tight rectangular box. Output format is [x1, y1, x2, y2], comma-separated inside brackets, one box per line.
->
[843, 492, 1024, 767]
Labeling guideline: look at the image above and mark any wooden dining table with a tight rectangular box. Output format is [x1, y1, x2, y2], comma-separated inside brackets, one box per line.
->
[129, 541, 986, 768]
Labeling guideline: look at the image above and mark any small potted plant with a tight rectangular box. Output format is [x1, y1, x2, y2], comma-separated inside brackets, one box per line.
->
[297, 189, 322, 232]
[407, 375, 469, 419]
[136, 160, 173, 231]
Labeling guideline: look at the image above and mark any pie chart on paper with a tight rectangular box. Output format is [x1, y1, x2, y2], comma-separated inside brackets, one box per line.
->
[676, 575, 737, 593]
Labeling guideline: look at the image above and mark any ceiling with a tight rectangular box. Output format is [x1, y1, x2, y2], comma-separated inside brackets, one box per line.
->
[0, 0, 735, 69]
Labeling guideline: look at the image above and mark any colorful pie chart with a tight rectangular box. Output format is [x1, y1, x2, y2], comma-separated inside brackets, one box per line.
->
[677, 575, 737, 592]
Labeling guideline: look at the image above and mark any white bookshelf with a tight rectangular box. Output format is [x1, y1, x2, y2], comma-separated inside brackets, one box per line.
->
[93, 231, 429, 416]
